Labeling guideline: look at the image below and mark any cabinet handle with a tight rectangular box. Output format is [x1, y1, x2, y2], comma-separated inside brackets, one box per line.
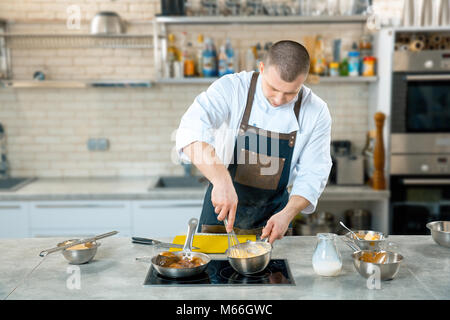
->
[139, 204, 202, 209]
[0, 205, 22, 210]
[35, 204, 125, 209]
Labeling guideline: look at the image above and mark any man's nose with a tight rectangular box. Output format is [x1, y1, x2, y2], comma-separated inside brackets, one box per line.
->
[273, 93, 285, 105]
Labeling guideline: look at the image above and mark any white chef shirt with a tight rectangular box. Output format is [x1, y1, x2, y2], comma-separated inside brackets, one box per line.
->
[176, 70, 332, 214]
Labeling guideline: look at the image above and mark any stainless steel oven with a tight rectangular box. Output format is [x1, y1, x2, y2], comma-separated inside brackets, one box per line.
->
[390, 47, 450, 234]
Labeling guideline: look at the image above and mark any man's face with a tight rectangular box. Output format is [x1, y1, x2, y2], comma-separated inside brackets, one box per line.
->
[260, 62, 306, 107]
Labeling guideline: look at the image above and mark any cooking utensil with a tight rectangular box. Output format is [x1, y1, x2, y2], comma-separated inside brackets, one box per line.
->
[426, 221, 450, 248]
[226, 240, 272, 275]
[39, 231, 118, 257]
[150, 218, 211, 278]
[344, 230, 388, 251]
[352, 250, 404, 281]
[223, 217, 246, 258]
[90, 11, 125, 35]
[339, 221, 358, 239]
[340, 235, 361, 252]
[57, 239, 99, 264]
[131, 237, 200, 250]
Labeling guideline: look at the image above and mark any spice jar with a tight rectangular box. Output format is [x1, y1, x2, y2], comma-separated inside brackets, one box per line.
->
[329, 62, 339, 77]
[312, 233, 342, 277]
[362, 56, 376, 76]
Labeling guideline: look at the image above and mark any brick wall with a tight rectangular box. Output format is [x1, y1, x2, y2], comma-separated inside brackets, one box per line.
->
[0, 0, 400, 178]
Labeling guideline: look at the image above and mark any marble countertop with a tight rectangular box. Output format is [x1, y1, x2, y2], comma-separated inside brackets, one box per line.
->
[0, 236, 447, 300]
[0, 177, 389, 201]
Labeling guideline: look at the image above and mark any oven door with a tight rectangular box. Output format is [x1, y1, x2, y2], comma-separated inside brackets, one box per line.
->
[392, 73, 450, 134]
[390, 175, 450, 234]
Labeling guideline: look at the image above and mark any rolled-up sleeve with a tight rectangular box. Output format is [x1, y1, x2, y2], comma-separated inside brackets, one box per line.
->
[176, 76, 234, 163]
[290, 103, 332, 214]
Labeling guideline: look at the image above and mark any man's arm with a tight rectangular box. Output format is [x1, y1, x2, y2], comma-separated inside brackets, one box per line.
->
[261, 195, 310, 244]
[183, 141, 238, 232]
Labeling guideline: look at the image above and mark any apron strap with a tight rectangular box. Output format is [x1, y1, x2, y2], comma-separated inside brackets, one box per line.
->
[239, 72, 259, 134]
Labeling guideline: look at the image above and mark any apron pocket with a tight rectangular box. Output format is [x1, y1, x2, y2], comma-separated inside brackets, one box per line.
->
[234, 148, 285, 190]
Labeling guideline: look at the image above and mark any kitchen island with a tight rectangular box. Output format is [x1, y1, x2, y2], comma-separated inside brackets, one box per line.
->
[1, 236, 448, 300]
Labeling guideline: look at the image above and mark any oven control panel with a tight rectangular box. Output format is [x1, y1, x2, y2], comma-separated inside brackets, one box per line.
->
[391, 155, 450, 175]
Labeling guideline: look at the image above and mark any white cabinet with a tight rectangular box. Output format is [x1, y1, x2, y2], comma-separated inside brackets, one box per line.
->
[29, 201, 132, 237]
[132, 200, 202, 238]
[0, 202, 30, 238]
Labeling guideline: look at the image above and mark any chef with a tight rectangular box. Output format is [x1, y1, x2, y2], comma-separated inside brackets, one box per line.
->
[176, 40, 332, 244]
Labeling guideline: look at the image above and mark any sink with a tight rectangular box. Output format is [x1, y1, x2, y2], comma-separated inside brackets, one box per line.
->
[154, 176, 208, 188]
[0, 177, 36, 191]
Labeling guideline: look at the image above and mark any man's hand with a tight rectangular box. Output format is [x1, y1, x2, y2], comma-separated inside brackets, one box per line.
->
[261, 195, 311, 244]
[260, 211, 291, 244]
[211, 177, 238, 233]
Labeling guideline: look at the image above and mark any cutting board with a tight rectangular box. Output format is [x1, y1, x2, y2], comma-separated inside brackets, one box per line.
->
[169, 233, 256, 254]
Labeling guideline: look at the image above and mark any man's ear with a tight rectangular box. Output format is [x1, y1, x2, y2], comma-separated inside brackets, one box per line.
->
[259, 61, 264, 74]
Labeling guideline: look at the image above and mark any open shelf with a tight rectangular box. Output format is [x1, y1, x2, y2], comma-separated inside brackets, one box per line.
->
[0, 79, 154, 88]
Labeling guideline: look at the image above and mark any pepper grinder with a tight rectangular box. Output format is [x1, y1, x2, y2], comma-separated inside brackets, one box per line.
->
[372, 112, 386, 190]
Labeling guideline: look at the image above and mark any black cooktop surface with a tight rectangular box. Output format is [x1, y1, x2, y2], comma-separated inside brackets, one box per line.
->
[144, 259, 295, 286]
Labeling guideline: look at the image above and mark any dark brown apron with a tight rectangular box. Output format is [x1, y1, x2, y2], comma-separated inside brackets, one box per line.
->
[199, 72, 303, 236]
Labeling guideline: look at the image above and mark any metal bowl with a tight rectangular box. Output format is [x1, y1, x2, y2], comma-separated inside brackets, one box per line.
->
[90, 11, 125, 35]
[426, 221, 450, 248]
[226, 241, 272, 275]
[352, 250, 404, 281]
[57, 239, 99, 265]
[345, 230, 388, 251]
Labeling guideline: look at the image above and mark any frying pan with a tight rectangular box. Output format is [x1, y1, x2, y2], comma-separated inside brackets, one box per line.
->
[151, 218, 211, 278]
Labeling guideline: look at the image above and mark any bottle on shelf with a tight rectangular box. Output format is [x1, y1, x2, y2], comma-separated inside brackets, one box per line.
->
[225, 38, 236, 74]
[246, 47, 256, 72]
[312, 35, 327, 76]
[202, 37, 217, 77]
[196, 34, 204, 77]
[348, 42, 361, 77]
[255, 43, 263, 71]
[183, 42, 196, 77]
[218, 45, 228, 77]
[166, 33, 181, 78]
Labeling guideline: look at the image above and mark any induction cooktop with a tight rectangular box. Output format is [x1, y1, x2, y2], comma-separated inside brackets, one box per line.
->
[144, 259, 295, 286]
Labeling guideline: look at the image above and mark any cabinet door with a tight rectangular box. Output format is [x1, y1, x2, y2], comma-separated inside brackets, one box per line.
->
[132, 200, 203, 238]
[0, 202, 29, 238]
[29, 201, 132, 237]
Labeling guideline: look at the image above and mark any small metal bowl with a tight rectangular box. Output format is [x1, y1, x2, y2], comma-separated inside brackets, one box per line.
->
[57, 239, 99, 265]
[352, 250, 404, 281]
[426, 221, 450, 248]
[345, 230, 388, 251]
[226, 241, 272, 275]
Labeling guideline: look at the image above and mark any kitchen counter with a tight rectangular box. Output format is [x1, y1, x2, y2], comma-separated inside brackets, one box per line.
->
[0, 177, 389, 201]
[1, 236, 448, 300]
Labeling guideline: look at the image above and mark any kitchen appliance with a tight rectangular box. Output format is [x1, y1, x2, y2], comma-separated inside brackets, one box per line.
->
[160, 0, 185, 16]
[144, 259, 294, 286]
[90, 12, 125, 35]
[330, 140, 365, 185]
[344, 208, 371, 229]
[390, 37, 450, 234]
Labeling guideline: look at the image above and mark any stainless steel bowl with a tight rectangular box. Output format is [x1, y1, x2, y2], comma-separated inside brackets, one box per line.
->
[426, 221, 450, 248]
[90, 11, 125, 35]
[226, 241, 272, 275]
[352, 250, 404, 281]
[57, 239, 99, 265]
[345, 230, 388, 251]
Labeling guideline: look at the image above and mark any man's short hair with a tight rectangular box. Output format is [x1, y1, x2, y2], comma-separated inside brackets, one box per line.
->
[264, 40, 310, 82]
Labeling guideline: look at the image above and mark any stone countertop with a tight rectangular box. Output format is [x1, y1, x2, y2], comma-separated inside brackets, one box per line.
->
[1, 236, 447, 300]
[0, 177, 389, 201]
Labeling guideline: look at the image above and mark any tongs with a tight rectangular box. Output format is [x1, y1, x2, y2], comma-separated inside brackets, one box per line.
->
[131, 237, 200, 250]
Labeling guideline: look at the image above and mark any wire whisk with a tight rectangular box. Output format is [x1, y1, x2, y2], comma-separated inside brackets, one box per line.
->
[224, 217, 246, 258]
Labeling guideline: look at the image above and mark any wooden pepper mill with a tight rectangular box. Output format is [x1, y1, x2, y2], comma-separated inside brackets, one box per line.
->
[372, 112, 386, 190]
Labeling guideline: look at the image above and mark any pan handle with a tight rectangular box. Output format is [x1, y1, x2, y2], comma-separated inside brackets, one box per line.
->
[182, 218, 198, 253]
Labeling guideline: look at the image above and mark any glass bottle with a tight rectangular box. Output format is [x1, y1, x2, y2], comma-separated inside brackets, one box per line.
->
[312, 233, 342, 277]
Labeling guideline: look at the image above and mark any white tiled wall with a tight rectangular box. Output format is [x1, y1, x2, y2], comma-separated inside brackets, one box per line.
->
[0, 0, 399, 178]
